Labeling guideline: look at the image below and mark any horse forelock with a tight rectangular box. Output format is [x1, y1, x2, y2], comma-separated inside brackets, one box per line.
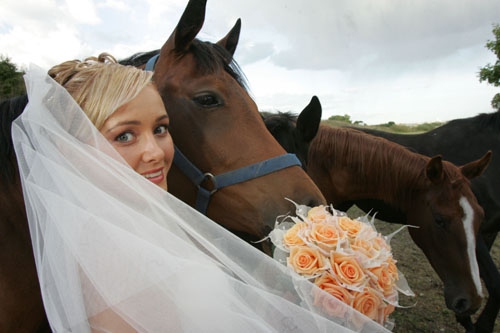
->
[442, 161, 473, 189]
[0, 95, 28, 183]
[189, 40, 250, 92]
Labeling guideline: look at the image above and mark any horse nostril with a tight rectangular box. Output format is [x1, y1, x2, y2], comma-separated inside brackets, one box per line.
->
[453, 298, 470, 315]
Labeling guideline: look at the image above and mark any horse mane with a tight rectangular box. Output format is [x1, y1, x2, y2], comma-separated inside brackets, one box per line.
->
[0, 95, 28, 183]
[119, 49, 160, 67]
[469, 112, 500, 130]
[426, 111, 500, 134]
[119, 40, 250, 93]
[310, 126, 466, 199]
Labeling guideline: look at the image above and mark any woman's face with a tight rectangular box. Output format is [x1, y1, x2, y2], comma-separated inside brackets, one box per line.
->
[100, 84, 174, 190]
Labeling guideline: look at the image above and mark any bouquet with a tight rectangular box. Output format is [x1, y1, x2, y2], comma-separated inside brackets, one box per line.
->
[268, 202, 414, 329]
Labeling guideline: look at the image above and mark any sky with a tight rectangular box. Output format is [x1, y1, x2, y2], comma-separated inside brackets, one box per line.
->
[1, 0, 499, 125]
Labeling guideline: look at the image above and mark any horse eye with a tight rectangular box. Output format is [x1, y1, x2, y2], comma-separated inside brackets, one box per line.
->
[434, 215, 447, 229]
[193, 93, 221, 108]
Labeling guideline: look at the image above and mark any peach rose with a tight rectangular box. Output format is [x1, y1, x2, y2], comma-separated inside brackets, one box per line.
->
[309, 222, 342, 252]
[351, 237, 378, 259]
[314, 273, 354, 315]
[288, 245, 327, 276]
[307, 205, 329, 223]
[352, 287, 384, 324]
[283, 222, 307, 248]
[313, 274, 354, 318]
[337, 216, 364, 239]
[373, 234, 391, 252]
[383, 303, 395, 323]
[382, 257, 399, 283]
[331, 253, 367, 289]
[369, 266, 395, 297]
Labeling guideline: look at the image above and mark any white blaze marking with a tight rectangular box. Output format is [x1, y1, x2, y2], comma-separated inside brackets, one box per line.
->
[460, 196, 483, 297]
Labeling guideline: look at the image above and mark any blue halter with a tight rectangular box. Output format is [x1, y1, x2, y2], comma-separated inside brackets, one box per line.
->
[173, 146, 301, 214]
[145, 54, 302, 214]
[145, 54, 159, 71]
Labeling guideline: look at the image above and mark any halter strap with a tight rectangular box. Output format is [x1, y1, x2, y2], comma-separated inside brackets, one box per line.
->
[173, 146, 302, 214]
[145, 54, 159, 71]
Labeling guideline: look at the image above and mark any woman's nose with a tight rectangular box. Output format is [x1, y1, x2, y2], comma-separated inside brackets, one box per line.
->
[142, 136, 165, 162]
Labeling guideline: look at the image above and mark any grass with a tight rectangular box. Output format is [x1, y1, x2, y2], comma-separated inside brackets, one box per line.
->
[321, 119, 444, 134]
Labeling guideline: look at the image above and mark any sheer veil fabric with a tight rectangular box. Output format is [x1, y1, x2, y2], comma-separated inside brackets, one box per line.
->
[12, 66, 390, 332]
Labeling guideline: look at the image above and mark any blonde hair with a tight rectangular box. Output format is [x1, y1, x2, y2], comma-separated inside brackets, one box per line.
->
[48, 53, 154, 130]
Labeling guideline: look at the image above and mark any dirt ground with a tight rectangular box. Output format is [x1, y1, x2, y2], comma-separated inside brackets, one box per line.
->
[347, 206, 500, 333]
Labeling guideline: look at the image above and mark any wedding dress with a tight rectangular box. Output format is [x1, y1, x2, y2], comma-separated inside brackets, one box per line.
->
[12, 66, 390, 332]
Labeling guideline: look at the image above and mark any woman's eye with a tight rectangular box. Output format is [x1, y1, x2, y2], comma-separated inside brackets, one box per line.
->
[155, 125, 169, 135]
[193, 93, 221, 107]
[115, 132, 134, 143]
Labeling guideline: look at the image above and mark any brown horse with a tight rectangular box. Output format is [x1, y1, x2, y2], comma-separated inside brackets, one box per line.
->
[354, 115, 500, 332]
[0, 0, 325, 331]
[263, 106, 492, 320]
[151, 1, 324, 246]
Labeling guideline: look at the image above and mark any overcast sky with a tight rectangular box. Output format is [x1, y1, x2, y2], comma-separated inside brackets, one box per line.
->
[2, 0, 499, 124]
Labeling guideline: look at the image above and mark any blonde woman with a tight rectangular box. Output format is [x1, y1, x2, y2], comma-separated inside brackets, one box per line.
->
[13, 55, 389, 332]
[48, 54, 174, 190]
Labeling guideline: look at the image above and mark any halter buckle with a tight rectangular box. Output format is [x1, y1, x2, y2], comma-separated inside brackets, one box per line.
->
[198, 172, 218, 195]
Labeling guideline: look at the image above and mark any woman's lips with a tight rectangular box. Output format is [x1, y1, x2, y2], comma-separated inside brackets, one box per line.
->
[142, 168, 164, 185]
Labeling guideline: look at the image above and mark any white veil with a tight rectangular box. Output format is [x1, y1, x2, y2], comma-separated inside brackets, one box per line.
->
[12, 66, 391, 332]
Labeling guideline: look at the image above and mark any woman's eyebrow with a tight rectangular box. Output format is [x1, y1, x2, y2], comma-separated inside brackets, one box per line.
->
[156, 114, 169, 122]
[104, 120, 140, 133]
[104, 114, 169, 133]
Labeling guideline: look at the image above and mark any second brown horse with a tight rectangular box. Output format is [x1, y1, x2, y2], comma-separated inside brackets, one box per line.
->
[263, 98, 491, 321]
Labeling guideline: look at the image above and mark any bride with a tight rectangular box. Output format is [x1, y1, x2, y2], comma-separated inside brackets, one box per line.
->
[12, 54, 389, 332]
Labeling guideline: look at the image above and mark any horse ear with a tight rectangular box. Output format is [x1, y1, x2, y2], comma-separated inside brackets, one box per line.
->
[217, 19, 241, 56]
[460, 150, 492, 180]
[296, 96, 322, 143]
[163, 0, 207, 54]
[426, 155, 444, 184]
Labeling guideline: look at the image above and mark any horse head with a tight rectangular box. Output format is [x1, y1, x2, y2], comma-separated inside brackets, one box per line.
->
[262, 96, 321, 168]
[406, 151, 492, 316]
[152, 0, 325, 253]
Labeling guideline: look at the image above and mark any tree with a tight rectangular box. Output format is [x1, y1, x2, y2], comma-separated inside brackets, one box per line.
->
[0, 55, 26, 100]
[478, 24, 500, 111]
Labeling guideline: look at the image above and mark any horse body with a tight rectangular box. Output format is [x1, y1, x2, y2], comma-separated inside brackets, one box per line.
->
[0, 0, 325, 330]
[264, 107, 491, 321]
[309, 127, 489, 315]
[356, 113, 500, 332]
[0, 175, 49, 333]
[0, 96, 49, 332]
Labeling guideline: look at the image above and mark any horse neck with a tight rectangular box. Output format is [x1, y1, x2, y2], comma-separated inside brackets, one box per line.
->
[309, 127, 428, 209]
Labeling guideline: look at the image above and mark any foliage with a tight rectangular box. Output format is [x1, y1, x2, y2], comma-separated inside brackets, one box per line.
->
[478, 24, 500, 111]
[412, 122, 443, 132]
[321, 119, 443, 134]
[0, 55, 26, 100]
[328, 114, 352, 123]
